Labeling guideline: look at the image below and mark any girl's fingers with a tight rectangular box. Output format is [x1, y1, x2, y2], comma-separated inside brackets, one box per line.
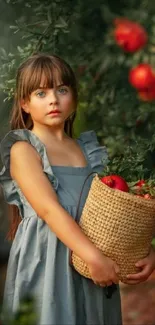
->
[94, 281, 106, 287]
[126, 267, 151, 281]
[93, 281, 114, 287]
[126, 272, 145, 280]
[99, 281, 113, 287]
[114, 263, 120, 275]
[93, 281, 98, 285]
[99, 283, 106, 288]
[105, 281, 113, 286]
[125, 262, 155, 284]
[93, 280, 105, 286]
[124, 279, 141, 285]
[112, 277, 119, 285]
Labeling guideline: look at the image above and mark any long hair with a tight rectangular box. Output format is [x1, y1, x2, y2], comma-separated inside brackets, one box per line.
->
[7, 53, 78, 241]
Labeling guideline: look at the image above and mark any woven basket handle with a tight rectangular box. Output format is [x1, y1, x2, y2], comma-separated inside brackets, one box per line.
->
[69, 172, 97, 265]
[70, 171, 117, 299]
[75, 171, 97, 220]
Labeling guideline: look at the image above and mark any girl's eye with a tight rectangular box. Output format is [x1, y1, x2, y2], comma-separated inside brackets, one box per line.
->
[36, 91, 46, 98]
[58, 87, 68, 94]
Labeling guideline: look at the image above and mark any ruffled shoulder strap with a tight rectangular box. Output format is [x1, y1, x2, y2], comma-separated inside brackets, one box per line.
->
[0, 129, 58, 189]
[0, 129, 58, 216]
[77, 130, 108, 173]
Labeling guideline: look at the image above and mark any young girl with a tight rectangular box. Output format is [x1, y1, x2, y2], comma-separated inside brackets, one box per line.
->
[0, 53, 154, 325]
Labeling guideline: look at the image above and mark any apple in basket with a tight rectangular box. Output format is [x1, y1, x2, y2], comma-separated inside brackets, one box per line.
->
[100, 175, 129, 192]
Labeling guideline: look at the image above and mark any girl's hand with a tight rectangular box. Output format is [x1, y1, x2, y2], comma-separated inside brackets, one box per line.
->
[125, 246, 155, 285]
[87, 251, 120, 287]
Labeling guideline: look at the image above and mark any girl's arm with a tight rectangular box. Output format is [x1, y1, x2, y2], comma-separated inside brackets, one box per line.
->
[10, 141, 98, 264]
[10, 141, 120, 285]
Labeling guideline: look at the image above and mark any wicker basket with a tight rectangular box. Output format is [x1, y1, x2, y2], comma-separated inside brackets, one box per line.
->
[71, 174, 155, 283]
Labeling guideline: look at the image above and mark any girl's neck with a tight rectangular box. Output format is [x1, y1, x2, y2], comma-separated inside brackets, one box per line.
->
[31, 126, 69, 144]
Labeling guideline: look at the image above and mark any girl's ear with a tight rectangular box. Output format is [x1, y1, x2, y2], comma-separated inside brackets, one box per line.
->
[21, 99, 30, 113]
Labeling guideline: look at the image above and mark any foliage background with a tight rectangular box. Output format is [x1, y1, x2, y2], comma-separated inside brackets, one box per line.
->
[0, 0, 155, 156]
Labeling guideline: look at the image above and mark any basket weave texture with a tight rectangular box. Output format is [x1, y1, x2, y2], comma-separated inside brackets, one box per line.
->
[72, 175, 155, 283]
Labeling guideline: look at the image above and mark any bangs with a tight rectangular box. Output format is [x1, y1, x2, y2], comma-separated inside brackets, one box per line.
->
[20, 55, 77, 100]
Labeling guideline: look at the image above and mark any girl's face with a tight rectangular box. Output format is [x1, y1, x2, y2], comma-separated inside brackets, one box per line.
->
[21, 81, 75, 129]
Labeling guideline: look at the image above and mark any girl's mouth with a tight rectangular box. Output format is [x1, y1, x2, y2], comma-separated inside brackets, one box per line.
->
[47, 110, 61, 115]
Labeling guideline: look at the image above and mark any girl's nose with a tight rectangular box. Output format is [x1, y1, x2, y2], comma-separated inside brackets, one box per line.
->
[49, 90, 58, 105]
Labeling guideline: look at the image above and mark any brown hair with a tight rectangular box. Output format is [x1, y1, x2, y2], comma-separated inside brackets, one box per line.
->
[7, 53, 78, 241]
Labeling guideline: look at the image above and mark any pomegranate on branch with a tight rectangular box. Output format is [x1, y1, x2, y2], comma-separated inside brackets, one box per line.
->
[138, 85, 155, 102]
[114, 18, 148, 52]
[129, 64, 155, 90]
